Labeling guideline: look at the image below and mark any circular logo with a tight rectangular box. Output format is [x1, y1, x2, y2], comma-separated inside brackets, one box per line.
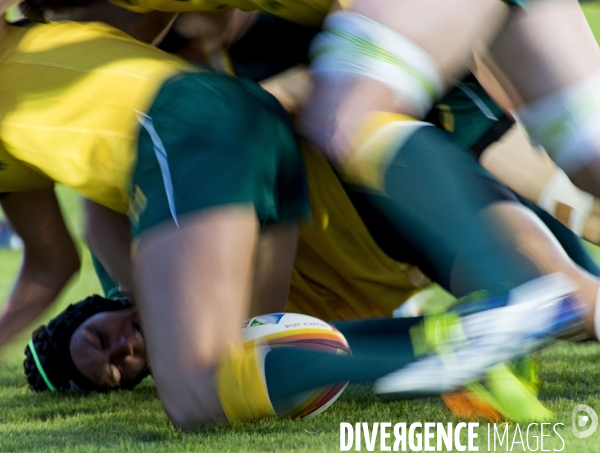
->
[572, 405, 598, 439]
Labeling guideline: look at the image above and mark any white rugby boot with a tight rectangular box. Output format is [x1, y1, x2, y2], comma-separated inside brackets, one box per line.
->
[375, 273, 584, 395]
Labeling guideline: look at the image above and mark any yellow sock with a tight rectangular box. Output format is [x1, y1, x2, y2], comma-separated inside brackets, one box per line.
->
[342, 112, 427, 193]
[216, 345, 275, 422]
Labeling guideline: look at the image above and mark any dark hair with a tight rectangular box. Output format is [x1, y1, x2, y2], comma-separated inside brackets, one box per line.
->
[24, 295, 150, 392]
[20, 0, 98, 22]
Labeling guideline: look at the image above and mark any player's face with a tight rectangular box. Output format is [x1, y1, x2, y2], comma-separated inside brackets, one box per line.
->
[69, 307, 149, 389]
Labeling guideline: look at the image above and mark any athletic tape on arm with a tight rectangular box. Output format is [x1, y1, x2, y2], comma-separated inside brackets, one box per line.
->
[537, 168, 594, 236]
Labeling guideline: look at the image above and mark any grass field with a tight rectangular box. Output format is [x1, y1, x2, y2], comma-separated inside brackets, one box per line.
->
[2, 191, 600, 453]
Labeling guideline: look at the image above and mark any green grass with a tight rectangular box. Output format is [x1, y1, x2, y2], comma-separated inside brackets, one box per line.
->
[2, 189, 600, 452]
[584, 2, 600, 46]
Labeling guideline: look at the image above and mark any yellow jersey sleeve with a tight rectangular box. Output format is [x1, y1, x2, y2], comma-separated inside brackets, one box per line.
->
[109, 0, 330, 26]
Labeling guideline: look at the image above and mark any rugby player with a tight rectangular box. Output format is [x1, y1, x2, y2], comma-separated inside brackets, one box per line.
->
[297, 0, 600, 395]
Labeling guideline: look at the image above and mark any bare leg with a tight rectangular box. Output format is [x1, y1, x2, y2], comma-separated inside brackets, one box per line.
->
[347, 0, 506, 79]
[490, 0, 600, 106]
[476, 202, 599, 337]
[250, 221, 299, 317]
[481, 125, 600, 244]
[133, 205, 258, 427]
[300, 0, 507, 165]
[488, 0, 600, 197]
[480, 125, 556, 202]
[0, 190, 79, 348]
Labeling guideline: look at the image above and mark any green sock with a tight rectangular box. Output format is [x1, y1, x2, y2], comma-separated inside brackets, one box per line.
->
[264, 317, 418, 402]
[341, 125, 540, 297]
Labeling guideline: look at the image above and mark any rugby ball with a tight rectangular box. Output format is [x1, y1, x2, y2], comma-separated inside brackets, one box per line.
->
[242, 313, 351, 419]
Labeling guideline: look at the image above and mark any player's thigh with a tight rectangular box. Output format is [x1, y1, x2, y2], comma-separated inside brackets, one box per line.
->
[347, 0, 507, 77]
[300, 0, 507, 164]
[490, 0, 600, 105]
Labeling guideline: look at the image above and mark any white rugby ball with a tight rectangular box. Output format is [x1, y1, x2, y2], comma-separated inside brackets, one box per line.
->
[242, 313, 351, 419]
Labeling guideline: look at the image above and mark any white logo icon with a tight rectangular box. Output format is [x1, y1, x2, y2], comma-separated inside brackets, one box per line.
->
[572, 405, 598, 438]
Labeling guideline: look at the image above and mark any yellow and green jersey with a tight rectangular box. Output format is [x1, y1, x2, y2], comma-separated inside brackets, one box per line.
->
[0, 21, 192, 213]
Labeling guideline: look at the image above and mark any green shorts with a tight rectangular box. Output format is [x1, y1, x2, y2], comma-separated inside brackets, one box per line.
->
[425, 73, 514, 160]
[130, 71, 309, 237]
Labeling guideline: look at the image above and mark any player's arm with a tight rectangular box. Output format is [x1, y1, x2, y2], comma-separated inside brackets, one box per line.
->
[260, 66, 312, 115]
[84, 200, 133, 293]
[0, 189, 80, 348]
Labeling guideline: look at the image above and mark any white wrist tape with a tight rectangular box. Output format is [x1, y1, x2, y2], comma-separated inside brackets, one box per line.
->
[537, 168, 594, 236]
[310, 11, 444, 118]
[515, 72, 600, 176]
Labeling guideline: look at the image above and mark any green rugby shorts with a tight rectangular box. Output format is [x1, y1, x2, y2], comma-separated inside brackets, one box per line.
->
[130, 71, 309, 237]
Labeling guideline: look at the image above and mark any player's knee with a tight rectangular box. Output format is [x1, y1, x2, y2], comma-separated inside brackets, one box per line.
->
[154, 365, 226, 428]
[158, 346, 277, 427]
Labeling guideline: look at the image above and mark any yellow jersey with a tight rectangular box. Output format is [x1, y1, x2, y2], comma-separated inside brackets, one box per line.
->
[286, 146, 429, 321]
[110, 0, 332, 26]
[0, 22, 192, 213]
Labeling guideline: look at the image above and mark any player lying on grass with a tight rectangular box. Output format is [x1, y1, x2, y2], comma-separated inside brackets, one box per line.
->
[0, 6, 552, 428]
[24, 292, 549, 422]
[23, 138, 600, 420]
[23, 139, 600, 421]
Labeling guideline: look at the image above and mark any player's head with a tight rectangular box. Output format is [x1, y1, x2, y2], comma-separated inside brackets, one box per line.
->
[24, 295, 149, 392]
